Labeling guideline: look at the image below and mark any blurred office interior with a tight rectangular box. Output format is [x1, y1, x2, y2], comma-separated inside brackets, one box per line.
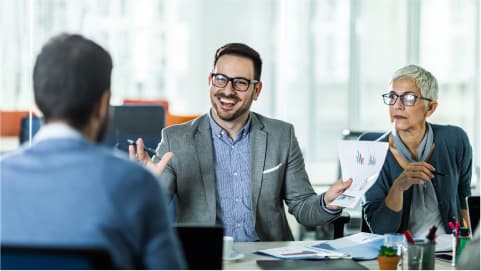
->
[1, 0, 480, 238]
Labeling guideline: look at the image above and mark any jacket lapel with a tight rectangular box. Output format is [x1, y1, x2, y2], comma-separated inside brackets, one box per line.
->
[194, 115, 217, 223]
[249, 113, 267, 225]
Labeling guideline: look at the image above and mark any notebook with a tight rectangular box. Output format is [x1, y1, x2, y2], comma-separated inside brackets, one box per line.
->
[174, 224, 224, 270]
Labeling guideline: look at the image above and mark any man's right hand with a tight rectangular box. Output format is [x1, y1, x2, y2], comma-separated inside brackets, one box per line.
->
[128, 138, 173, 176]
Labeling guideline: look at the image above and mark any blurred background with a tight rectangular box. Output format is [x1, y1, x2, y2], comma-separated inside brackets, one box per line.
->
[1, 0, 479, 238]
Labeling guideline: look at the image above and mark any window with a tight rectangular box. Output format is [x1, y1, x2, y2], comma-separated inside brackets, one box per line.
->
[1, 0, 479, 189]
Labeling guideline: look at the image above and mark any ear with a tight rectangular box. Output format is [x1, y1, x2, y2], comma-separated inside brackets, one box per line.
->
[253, 81, 263, 101]
[425, 101, 438, 118]
[208, 73, 213, 86]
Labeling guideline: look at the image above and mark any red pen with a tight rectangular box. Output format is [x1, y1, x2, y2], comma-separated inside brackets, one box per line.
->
[404, 230, 415, 244]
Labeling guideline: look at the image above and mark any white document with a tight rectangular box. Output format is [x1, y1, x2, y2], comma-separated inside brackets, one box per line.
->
[313, 232, 385, 260]
[435, 234, 453, 252]
[331, 140, 389, 208]
[256, 245, 348, 260]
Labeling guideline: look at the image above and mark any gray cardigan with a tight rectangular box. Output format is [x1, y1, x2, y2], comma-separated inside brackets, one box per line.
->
[363, 124, 472, 234]
[155, 112, 339, 241]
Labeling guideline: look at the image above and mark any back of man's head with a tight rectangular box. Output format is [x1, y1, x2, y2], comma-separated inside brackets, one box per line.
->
[33, 33, 113, 129]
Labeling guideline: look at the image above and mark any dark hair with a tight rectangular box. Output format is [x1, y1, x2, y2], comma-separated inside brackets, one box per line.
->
[213, 43, 262, 80]
[33, 33, 113, 129]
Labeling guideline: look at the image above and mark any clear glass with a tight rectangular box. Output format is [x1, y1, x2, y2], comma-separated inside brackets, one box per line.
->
[384, 233, 406, 256]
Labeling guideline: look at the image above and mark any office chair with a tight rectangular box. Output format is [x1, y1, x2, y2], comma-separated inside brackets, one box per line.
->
[19, 115, 43, 144]
[298, 212, 350, 240]
[102, 105, 165, 153]
[1, 245, 114, 270]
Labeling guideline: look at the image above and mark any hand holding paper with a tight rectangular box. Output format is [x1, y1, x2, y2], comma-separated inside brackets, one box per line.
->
[324, 178, 353, 210]
[331, 140, 389, 208]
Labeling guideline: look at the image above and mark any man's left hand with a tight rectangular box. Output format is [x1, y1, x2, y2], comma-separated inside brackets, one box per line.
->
[324, 178, 353, 210]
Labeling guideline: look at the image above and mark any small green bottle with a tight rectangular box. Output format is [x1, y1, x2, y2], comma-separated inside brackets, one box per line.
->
[455, 227, 470, 263]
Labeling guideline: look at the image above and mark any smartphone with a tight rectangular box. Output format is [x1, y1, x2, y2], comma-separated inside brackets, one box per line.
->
[436, 253, 452, 262]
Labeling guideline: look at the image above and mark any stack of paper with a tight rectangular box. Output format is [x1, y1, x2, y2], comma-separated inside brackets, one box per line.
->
[313, 232, 384, 260]
[257, 233, 384, 261]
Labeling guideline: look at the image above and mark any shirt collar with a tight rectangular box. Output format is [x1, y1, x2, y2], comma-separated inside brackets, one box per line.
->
[208, 111, 252, 140]
[33, 123, 85, 144]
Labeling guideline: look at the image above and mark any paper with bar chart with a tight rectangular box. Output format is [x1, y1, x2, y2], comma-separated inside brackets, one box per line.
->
[331, 140, 389, 208]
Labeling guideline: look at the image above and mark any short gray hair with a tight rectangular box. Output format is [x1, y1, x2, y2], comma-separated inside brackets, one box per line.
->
[390, 64, 438, 102]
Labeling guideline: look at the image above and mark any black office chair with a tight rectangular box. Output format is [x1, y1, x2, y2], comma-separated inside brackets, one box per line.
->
[102, 105, 165, 153]
[0, 245, 114, 270]
[19, 115, 43, 144]
[298, 211, 350, 240]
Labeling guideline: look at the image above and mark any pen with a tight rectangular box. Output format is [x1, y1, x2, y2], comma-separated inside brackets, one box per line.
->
[432, 171, 446, 176]
[426, 226, 437, 243]
[403, 230, 415, 244]
[127, 139, 160, 157]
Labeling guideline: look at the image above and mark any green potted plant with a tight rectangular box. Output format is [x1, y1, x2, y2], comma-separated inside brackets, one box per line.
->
[377, 245, 401, 270]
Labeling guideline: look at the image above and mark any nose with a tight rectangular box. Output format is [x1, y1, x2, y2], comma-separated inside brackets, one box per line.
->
[393, 96, 405, 109]
[222, 80, 237, 94]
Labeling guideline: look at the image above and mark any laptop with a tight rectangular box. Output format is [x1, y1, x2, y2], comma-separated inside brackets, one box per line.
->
[466, 195, 480, 234]
[175, 224, 224, 270]
[102, 105, 165, 153]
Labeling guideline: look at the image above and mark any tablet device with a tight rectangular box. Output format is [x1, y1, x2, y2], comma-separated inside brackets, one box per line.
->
[466, 196, 480, 233]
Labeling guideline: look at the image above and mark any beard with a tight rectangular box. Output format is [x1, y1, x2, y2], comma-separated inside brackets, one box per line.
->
[211, 92, 254, 122]
[95, 112, 109, 143]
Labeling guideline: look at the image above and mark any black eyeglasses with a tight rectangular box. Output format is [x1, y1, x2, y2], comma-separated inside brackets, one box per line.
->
[211, 73, 258, 92]
[382, 93, 432, 106]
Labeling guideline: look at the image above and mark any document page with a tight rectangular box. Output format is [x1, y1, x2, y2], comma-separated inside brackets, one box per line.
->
[313, 232, 384, 260]
[256, 245, 347, 260]
[331, 140, 389, 208]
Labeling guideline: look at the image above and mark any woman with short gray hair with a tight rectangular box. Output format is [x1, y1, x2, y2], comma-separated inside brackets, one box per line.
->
[363, 64, 472, 236]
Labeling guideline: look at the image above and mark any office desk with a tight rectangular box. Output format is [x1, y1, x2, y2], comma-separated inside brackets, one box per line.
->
[224, 240, 454, 270]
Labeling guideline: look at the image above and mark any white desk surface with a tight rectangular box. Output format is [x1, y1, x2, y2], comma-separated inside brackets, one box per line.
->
[224, 240, 454, 270]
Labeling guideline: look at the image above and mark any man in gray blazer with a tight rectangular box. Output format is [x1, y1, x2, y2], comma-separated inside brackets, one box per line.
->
[130, 43, 352, 241]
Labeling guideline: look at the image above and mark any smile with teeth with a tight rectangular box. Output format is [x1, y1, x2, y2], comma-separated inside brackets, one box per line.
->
[219, 97, 237, 108]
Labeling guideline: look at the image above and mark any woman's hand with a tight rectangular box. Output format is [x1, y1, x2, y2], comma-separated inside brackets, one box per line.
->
[393, 161, 435, 191]
[385, 161, 435, 211]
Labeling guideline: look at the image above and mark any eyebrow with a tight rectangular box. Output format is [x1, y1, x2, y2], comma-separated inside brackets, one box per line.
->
[213, 73, 251, 81]
[389, 90, 417, 95]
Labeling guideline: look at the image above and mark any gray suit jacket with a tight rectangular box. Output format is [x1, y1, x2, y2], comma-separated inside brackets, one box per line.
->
[156, 112, 337, 241]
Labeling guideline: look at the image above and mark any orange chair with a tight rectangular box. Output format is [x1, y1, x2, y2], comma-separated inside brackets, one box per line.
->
[0, 111, 31, 136]
[166, 113, 198, 127]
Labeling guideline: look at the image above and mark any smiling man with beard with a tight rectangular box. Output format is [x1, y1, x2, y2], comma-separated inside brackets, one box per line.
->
[130, 43, 352, 241]
[0, 33, 186, 269]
